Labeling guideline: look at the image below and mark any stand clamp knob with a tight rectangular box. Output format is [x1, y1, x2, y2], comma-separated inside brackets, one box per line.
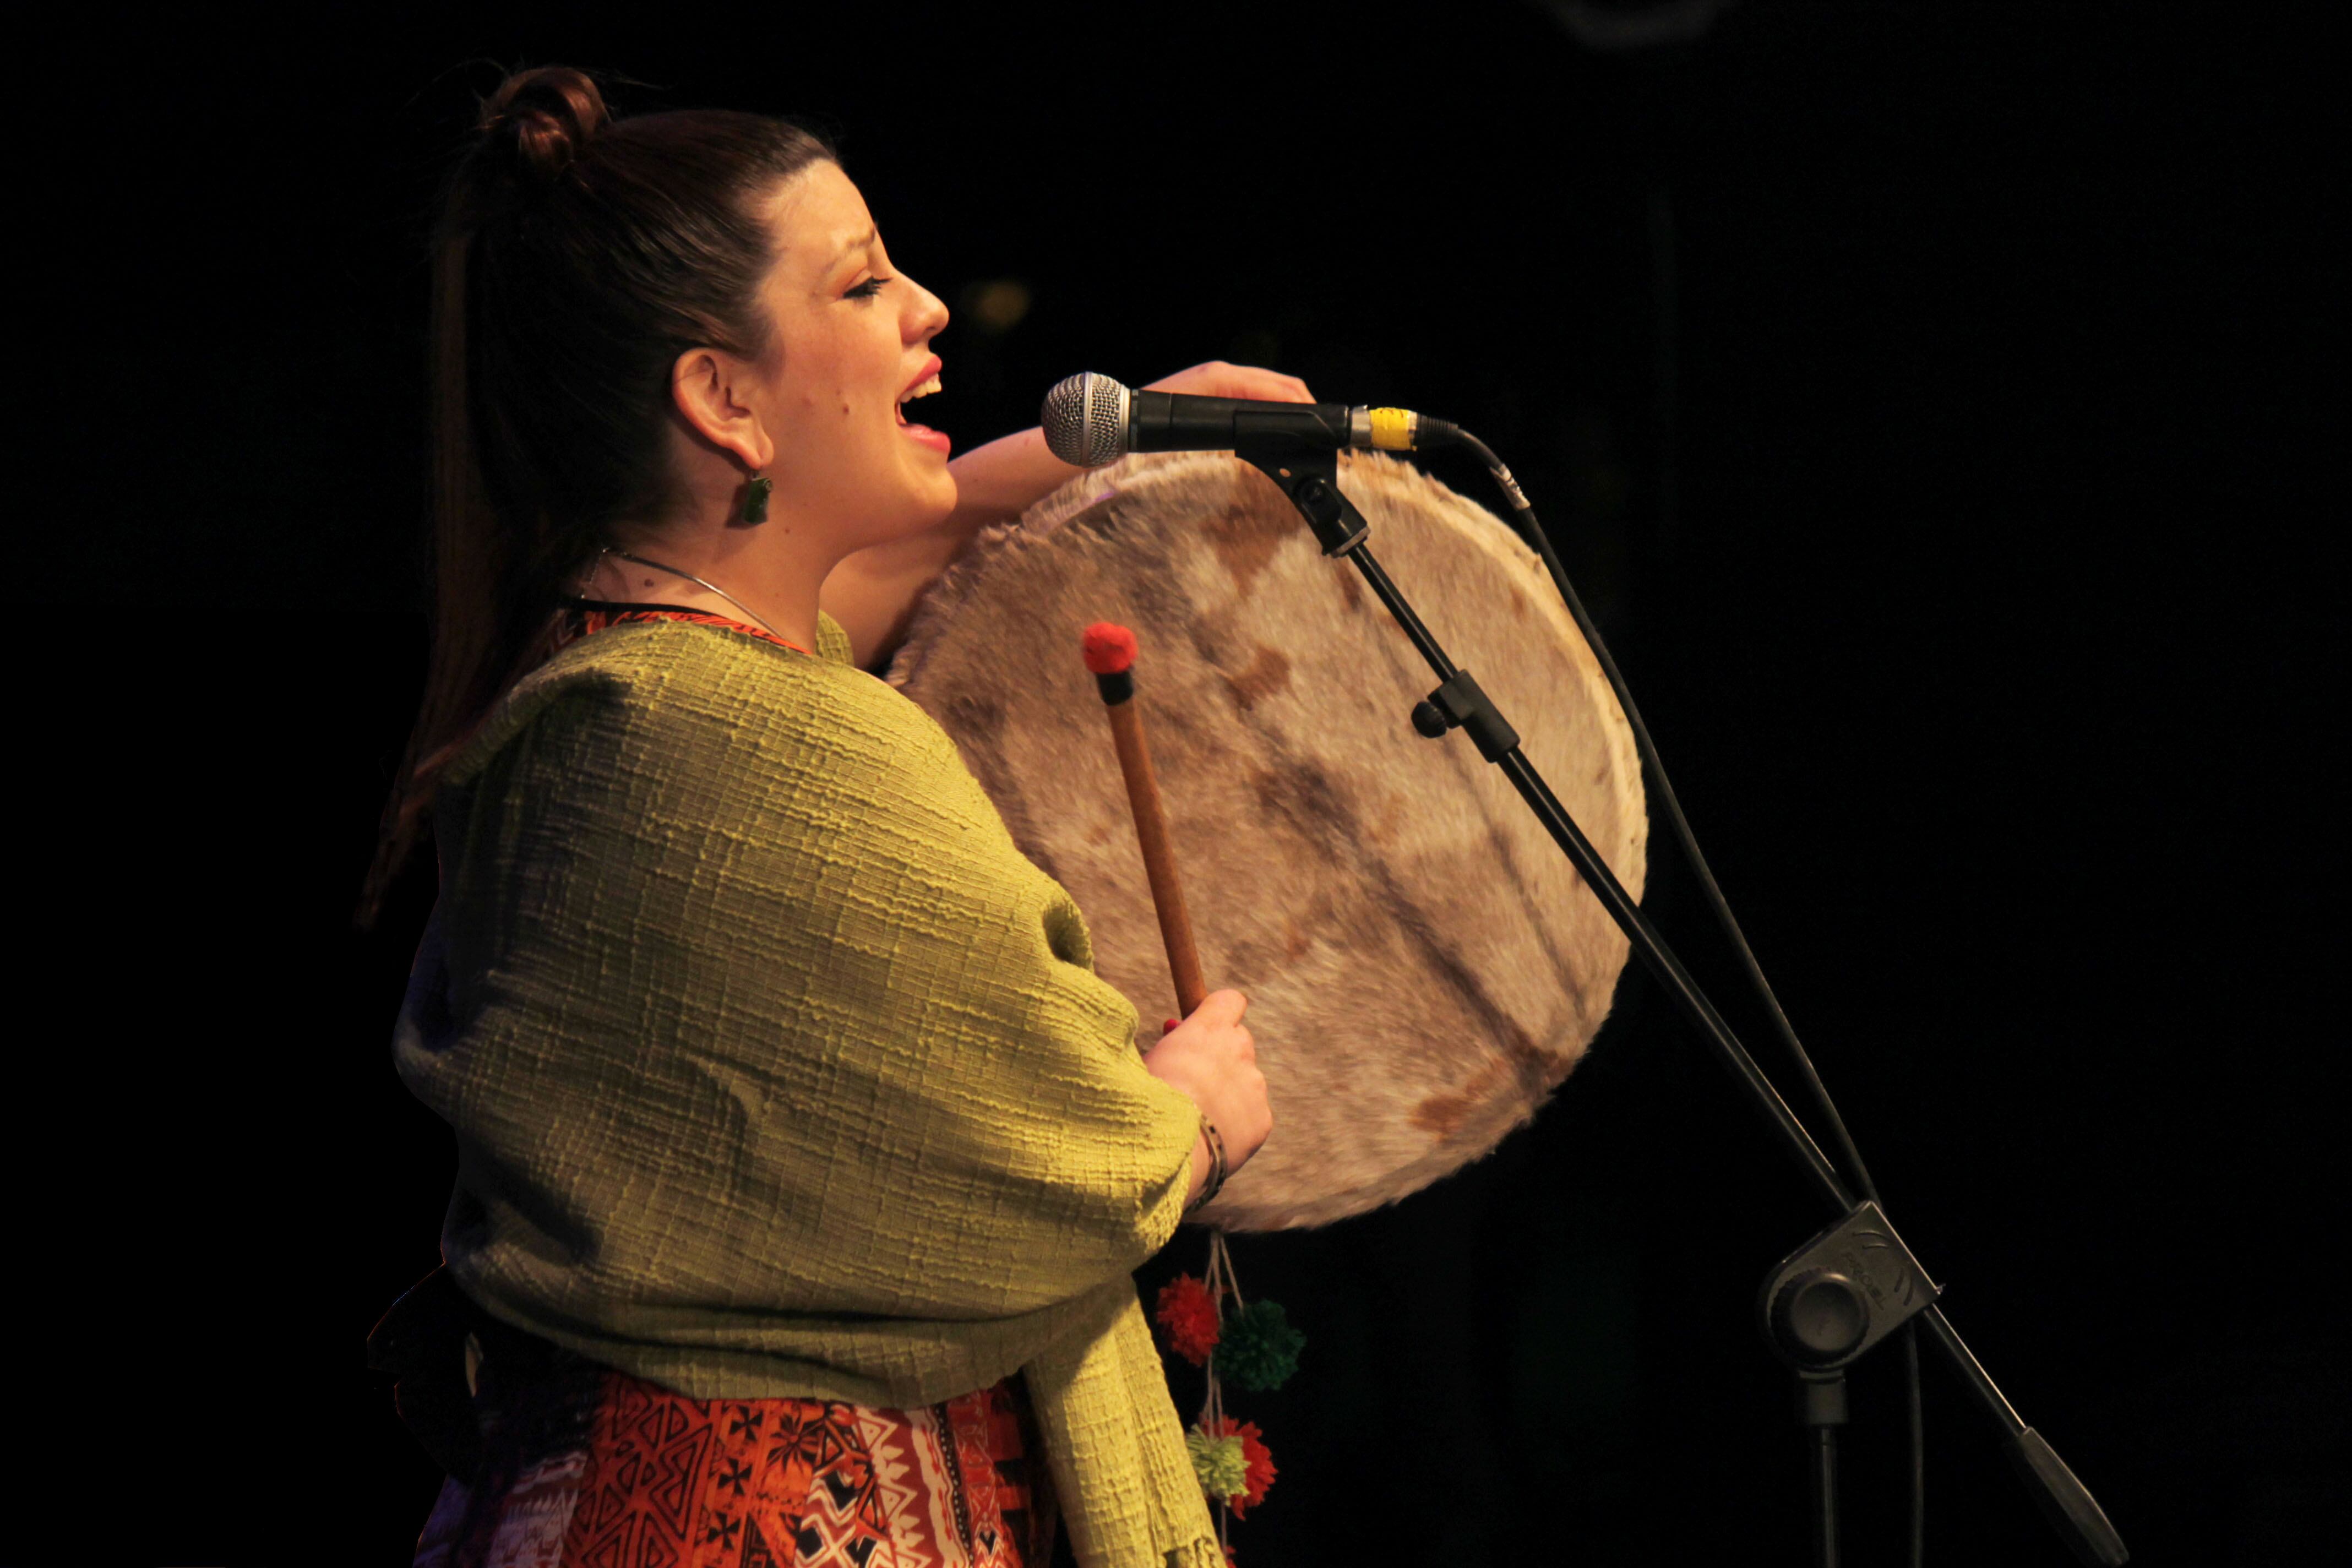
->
[1409, 669, 1521, 759]
[1770, 1270, 1870, 1369]
[1756, 1202, 1939, 1375]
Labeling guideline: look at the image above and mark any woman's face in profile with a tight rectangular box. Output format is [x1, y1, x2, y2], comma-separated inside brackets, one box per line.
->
[753, 161, 957, 550]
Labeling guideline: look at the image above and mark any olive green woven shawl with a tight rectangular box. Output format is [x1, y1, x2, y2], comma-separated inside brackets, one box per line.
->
[393, 614, 1218, 1568]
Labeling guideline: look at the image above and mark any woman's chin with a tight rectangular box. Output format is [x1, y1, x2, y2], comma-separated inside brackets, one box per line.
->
[917, 460, 960, 519]
[869, 472, 959, 545]
[827, 443, 959, 547]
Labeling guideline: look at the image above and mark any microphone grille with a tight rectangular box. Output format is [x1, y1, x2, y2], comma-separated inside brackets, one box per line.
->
[1041, 372, 1130, 467]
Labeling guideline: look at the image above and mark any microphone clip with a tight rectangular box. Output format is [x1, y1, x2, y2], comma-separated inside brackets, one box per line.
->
[1233, 442, 1367, 558]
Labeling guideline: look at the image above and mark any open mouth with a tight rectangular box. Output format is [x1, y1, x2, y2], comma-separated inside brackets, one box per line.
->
[896, 374, 940, 424]
[894, 359, 951, 456]
[897, 360, 942, 426]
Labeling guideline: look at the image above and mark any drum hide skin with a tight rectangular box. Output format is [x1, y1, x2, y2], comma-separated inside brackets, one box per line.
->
[888, 451, 1647, 1230]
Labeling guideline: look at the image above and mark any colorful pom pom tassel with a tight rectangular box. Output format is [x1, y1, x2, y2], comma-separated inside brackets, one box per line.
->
[1186, 1428, 1250, 1501]
[1213, 1298, 1304, 1392]
[1154, 1273, 1222, 1366]
[1211, 1418, 1278, 1517]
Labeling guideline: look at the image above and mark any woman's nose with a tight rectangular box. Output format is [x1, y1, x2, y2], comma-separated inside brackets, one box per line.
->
[904, 276, 950, 342]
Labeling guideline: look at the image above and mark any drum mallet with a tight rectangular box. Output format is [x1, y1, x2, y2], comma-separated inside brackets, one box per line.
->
[1081, 621, 1208, 1019]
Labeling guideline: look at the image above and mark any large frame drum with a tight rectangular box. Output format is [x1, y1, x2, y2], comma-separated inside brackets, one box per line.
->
[890, 451, 1647, 1229]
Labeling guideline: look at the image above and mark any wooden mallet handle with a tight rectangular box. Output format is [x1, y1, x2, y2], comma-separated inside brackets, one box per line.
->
[1082, 622, 1208, 1017]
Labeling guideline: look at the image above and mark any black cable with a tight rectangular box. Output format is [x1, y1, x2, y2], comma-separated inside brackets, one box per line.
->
[1439, 425, 1925, 1568]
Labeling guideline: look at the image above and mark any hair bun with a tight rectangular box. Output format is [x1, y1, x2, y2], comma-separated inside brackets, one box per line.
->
[479, 66, 609, 185]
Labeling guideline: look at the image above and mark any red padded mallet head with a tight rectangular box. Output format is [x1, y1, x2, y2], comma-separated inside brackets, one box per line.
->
[1081, 621, 1138, 676]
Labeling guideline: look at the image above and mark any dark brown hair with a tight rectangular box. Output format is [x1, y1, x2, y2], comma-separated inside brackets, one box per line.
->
[360, 66, 833, 922]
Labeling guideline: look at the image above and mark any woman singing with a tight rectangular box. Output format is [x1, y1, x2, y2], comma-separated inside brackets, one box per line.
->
[366, 66, 1291, 1568]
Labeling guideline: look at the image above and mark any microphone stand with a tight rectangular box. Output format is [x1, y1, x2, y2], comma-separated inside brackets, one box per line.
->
[1229, 424, 2128, 1567]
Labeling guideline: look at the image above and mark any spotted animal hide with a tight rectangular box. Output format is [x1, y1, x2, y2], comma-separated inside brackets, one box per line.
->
[889, 451, 1647, 1229]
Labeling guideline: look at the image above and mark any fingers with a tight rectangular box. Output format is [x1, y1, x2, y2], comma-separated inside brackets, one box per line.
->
[1224, 366, 1315, 404]
[1142, 988, 1272, 1172]
[1141, 361, 1317, 405]
[1189, 987, 1250, 1026]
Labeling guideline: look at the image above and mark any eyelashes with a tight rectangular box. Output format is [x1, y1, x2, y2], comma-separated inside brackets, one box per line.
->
[845, 276, 893, 300]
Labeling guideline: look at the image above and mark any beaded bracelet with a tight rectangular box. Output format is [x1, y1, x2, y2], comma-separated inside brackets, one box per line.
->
[1184, 1110, 1229, 1215]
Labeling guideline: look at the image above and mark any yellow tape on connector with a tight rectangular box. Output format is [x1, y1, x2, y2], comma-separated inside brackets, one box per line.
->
[1368, 407, 1417, 451]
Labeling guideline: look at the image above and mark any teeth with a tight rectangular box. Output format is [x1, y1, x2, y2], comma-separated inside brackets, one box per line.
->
[899, 374, 941, 404]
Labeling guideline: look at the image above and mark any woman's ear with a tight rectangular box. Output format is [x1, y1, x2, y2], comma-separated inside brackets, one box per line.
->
[671, 347, 777, 471]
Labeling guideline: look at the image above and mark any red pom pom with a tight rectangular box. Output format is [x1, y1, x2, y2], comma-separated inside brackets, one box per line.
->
[1153, 1273, 1221, 1365]
[1212, 1417, 1278, 1517]
[1081, 621, 1138, 674]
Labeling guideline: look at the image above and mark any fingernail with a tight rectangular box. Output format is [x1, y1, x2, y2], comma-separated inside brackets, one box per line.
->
[1163, 1019, 1180, 1035]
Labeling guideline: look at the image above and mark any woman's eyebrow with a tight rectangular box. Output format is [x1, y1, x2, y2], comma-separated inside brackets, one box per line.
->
[832, 227, 880, 267]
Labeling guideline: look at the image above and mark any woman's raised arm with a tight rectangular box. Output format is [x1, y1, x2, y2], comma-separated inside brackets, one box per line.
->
[820, 361, 1314, 666]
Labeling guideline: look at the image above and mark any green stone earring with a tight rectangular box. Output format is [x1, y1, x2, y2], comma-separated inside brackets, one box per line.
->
[739, 474, 772, 525]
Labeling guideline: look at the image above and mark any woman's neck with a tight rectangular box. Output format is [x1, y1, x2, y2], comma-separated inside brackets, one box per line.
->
[581, 522, 832, 650]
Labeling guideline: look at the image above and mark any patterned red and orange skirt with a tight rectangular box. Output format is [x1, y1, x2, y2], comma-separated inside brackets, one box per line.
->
[415, 1358, 1055, 1568]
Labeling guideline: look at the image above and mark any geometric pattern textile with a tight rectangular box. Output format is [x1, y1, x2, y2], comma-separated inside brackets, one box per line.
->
[415, 1369, 1052, 1568]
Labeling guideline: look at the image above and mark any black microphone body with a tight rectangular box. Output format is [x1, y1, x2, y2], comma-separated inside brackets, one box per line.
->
[1126, 389, 1358, 454]
[1041, 372, 1445, 466]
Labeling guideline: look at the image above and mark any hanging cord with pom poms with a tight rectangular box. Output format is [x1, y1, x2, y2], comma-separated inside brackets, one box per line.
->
[1155, 1229, 1299, 1560]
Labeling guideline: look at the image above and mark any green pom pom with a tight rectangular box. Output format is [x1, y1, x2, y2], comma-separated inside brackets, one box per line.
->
[1186, 1428, 1249, 1500]
[1215, 1299, 1304, 1392]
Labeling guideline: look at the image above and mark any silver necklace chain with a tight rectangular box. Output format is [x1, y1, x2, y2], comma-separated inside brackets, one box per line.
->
[589, 547, 786, 640]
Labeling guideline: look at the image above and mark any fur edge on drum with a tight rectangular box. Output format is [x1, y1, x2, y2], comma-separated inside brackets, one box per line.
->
[889, 451, 1647, 1230]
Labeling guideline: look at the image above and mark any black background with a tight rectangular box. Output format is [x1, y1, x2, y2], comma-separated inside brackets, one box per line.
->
[15, 2, 2339, 1564]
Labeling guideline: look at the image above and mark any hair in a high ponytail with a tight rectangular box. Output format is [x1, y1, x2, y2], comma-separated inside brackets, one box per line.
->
[477, 65, 606, 186]
[359, 66, 832, 924]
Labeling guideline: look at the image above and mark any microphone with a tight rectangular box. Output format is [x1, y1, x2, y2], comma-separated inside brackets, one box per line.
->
[1041, 372, 1453, 467]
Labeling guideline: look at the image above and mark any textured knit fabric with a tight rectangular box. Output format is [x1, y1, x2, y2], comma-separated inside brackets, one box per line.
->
[394, 610, 1219, 1568]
